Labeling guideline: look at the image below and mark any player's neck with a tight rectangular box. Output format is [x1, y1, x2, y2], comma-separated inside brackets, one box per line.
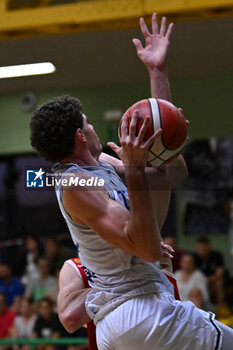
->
[62, 149, 100, 167]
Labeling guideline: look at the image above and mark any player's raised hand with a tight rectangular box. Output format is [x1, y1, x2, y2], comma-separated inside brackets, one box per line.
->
[161, 241, 174, 259]
[133, 13, 174, 71]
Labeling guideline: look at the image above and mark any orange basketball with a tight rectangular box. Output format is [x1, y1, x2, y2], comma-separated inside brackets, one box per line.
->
[119, 98, 188, 167]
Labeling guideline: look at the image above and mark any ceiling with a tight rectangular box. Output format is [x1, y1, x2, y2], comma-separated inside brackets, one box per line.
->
[8, 0, 83, 9]
[0, 15, 233, 94]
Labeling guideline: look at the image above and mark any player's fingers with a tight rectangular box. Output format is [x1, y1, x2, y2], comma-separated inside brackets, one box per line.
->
[160, 16, 167, 36]
[186, 120, 190, 126]
[162, 251, 174, 259]
[152, 12, 159, 34]
[129, 110, 139, 138]
[140, 17, 151, 39]
[165, 22, 174, 39]
[132, 38, 143, 53]
[120, 114, 129, 139]
[138, 115, 150, 143]
[107, 142, 120, 154]
[161, 242, 174, 253]
[144, 128, 163, 149]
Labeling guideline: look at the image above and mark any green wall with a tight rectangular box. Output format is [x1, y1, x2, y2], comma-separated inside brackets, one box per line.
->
[0, 83, 151, 154]
[0, 72, 232, 264]
[1, 72, 233, 154]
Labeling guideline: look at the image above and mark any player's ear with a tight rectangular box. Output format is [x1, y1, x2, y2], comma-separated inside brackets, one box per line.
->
[75, 128, 86, 144]
[75, 128, 87, 145]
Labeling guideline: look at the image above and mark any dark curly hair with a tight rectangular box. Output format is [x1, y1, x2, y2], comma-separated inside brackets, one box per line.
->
[30, 95, 83, 162]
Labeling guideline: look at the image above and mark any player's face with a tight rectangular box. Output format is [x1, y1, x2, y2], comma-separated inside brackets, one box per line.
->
[82, 114, 102, 157]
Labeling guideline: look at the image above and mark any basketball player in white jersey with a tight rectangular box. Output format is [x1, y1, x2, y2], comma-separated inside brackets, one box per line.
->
[30, 14, 233, 350]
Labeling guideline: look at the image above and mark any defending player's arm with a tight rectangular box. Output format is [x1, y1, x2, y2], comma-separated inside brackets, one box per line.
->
[101, 15, 187, 230]
[57, 261, 91, 333]
[133, 13, 173, 102]
[133, 13, 188, 182]
[64, 112, 163, 262]
[133, 14, 188, 228]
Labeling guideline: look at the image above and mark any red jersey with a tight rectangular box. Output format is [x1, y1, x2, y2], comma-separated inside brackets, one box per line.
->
[69, 258, 98, 350]
[0, 309, 16, 338]
[69, 258, 180, 350]
[163, 271, 180, 300]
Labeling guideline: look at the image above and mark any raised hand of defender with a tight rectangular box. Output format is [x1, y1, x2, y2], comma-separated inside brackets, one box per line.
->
[161, 241, 174, 259]
[133, 13, 174, 71]
[160, 241, 174, 270]
[108, 111, 162, 168]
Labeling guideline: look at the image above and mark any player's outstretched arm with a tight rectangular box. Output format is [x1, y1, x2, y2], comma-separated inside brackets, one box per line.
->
[133, 13, 174, 101]
[57, 262, 91, 333]
[133, 14, 188, 230]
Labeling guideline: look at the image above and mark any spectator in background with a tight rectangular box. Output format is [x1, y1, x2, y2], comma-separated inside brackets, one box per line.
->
[44, 238, 72, 275]
[0, 292, 16, 338]
[163, 236, 184, 272]
[11, 295, 23, 314]
[175, 253, 209, 302]
[9, 296, 37, 350]
[32, 297, 62, 350]
[21, 236, 43, 288]
[25, 257, 58, 302]
[0, 263, 24, 306]
[10, 296, 38, 339]
[194, 237, 225, 305]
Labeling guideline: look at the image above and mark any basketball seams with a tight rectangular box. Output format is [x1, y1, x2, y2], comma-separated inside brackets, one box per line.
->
[159, 139, 187, 159]
[148, 147, 166, 160]
[148, 153, 165, 162]
[149, 139, 186, 167]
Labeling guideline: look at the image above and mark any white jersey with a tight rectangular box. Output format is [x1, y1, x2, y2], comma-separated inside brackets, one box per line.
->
[53, 161, 174, 321]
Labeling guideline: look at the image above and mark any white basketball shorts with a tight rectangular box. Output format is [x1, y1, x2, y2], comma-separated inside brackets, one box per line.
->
[96, 291, 230, 350]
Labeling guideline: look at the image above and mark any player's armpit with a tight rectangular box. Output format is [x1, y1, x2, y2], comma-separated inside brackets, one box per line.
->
[58, 262, 91, 333]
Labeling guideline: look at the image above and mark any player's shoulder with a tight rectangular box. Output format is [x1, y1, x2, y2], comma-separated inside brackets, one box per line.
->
[63, 258, 84, 280]
[65, 258, 82, 269]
